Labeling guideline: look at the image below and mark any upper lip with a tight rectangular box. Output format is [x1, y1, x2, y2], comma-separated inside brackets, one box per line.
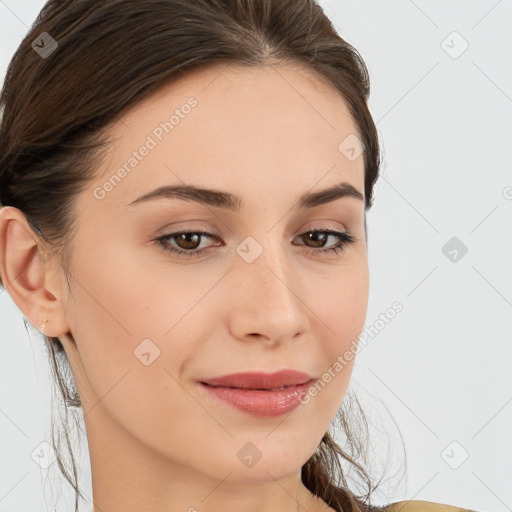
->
[200, 370, 315, 390]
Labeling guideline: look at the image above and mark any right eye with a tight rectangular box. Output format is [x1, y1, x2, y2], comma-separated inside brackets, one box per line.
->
[155, 229, 221, 258]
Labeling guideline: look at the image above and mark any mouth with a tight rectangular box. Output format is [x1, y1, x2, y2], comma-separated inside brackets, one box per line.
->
[200, 382, 309, 391]
[199, 369, 315, 390]
[198, 379, 316, 417]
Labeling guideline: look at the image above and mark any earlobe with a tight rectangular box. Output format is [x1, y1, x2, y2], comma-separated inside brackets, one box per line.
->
[0, 206, 69, 337]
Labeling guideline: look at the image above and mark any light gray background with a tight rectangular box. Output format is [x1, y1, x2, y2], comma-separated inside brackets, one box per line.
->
[1, 1, 511, 511]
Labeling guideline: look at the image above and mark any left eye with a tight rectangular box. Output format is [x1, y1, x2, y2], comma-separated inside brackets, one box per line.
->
[154, 228, 357, 259]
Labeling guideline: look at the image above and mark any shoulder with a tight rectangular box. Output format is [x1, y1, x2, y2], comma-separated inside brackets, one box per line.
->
[385, 499, 480, 512]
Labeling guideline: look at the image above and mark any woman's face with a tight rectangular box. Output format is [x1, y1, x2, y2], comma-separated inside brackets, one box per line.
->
[51, 61, 369, 503]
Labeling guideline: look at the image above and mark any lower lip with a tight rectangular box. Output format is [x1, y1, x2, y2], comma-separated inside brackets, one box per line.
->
[199, 381, 314, 417]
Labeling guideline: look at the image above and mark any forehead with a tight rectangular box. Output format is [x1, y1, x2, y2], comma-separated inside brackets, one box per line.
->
[85, 62, 364, 211]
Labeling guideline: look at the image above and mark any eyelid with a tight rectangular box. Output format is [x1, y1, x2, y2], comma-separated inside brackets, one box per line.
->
[156, 218, 348, 237]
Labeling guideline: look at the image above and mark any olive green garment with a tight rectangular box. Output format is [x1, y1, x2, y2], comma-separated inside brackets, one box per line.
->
[386, 500, 480, 512]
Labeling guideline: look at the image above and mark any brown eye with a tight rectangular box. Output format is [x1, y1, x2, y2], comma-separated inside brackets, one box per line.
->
[173, 232, 202, 250]
[155, 228, 356, 259]
[300, 231, 329, 248]
[156, 230, 220, 258]
[294, 229, 357, 255]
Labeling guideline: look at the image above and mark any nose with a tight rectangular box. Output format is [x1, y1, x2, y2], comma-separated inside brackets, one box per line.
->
[225, 237, 310, 346]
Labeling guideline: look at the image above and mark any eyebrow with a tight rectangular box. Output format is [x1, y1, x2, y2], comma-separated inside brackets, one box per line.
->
[128, 181, 364, 210]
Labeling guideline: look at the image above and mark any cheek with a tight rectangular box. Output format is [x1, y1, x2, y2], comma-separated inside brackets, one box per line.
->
[310, 258, 369, 345]
[64, 239, 199, 406]
[64, 249, 200, 450]
[306, 259, 368, 400]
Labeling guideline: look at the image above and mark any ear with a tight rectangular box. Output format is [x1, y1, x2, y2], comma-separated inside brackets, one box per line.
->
[0, 206, 70, 337]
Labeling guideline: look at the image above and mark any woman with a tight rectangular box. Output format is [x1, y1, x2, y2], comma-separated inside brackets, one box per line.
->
[0, 1, 481, 511]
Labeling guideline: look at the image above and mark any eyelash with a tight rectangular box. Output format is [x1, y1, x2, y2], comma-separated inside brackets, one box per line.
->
[154, 227, 357, 259]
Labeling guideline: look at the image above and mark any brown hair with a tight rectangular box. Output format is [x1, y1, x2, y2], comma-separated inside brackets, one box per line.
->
[0, 1, 390, 511]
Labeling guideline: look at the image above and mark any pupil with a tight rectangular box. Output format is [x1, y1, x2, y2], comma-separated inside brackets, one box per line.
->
[179, 233, 199, 249]
[308, 232, 325, 247]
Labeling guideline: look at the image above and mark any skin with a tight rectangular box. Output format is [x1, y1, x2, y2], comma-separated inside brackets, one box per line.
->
[0, 61, 369, 512]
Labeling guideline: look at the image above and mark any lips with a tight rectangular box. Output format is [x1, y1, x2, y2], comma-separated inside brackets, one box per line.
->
[200, 370, 314, 390]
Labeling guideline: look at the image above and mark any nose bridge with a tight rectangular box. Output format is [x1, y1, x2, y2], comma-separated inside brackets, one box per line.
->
[227, 230, 308, 340]
[248, 237, 292, 304]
